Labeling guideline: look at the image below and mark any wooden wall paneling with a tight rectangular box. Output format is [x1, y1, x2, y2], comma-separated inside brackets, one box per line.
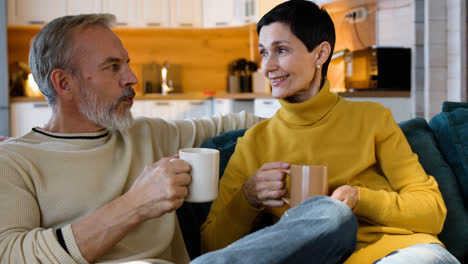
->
[7, 24, 257, 95]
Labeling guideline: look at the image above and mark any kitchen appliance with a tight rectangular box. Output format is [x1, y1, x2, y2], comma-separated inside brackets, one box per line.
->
[228, 59, 258, 93]
[344, 47, 411, 91]
[142, 62, 182, 94]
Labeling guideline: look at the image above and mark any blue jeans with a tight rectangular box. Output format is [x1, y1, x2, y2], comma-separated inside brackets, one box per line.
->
[374, 244, 460, 264]
[191, 196, 358, 264]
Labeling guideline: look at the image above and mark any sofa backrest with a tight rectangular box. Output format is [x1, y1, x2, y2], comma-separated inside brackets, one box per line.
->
[399, 117, 468, 261]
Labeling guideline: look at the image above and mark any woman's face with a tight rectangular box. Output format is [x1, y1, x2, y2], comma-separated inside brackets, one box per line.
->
[258, 22, 321, 103]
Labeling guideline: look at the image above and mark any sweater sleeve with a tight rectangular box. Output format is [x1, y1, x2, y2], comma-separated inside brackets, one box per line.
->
[0, 151, 84, 264]
[172, 111, 260, 148]
[200, 136, 263, 252]
[353, 108, 447, 234]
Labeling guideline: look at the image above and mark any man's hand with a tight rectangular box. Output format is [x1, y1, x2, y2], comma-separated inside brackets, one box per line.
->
[242, 162, 290, 208]
[330, 185, 359, 209]
[127, 155, 192, 220]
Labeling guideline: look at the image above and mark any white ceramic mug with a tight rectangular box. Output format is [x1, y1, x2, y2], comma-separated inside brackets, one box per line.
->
[179, 148, 220, 203]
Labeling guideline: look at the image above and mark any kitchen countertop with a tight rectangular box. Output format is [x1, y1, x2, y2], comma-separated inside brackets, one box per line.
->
[9, 90, 411, 103]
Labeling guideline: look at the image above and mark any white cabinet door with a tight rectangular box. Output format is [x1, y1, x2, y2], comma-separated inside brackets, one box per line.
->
[8, 0, 66, 25]
[183, 100, 212, 119]
[68, 0, 102, 16]
[254, 98, 280, 118]
[148, 100, 174, 120]
[203, 0, 234, 27]
[213, 99, 233, 115]
[234, 0, 258, 25]
[10, 102, 52, 137]
[171, 0, 202, 27]
[102, 0, 136, 26]
[130, 100, 149, 117]
[140, 0, 170, 27]
[213, 98, 254, 115]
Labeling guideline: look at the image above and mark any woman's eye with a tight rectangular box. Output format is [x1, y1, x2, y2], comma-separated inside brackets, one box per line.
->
[278, 48, 287, 54]
[259, 50, 268, 57]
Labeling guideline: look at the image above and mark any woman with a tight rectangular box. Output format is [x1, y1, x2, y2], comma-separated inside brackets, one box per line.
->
[200, 1, 459, 263]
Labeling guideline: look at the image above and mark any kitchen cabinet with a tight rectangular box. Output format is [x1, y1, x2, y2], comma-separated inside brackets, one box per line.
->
[139, 0, 170, 27]
[236, 0, 257, 25]
[147, 100, 175, 120]
[68, 0, 101, 16]
[10, 102, 52, 137]
[254, 98, 280, 118]
[203, 0, 269, 27]
[145, 100, 212, 120]
[203, 0, 235, 27]
[8, 0, 66, 25]
[171, 0, 203, 27]
[213, 98, 254, 115]
[180, 99, 212, 119]
[102, 0, 136, 26]
[130, 100, 150, 117]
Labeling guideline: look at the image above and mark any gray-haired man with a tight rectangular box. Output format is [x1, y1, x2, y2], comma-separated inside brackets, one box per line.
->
[0, 14, 259, 263]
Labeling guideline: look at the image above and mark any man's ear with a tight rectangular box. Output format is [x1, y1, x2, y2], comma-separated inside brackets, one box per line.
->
[50, 68, 73, 100]
[315, 41, 332, 66]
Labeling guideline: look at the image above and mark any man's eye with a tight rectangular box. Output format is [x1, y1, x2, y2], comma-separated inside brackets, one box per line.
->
[109, 64, 120, 71]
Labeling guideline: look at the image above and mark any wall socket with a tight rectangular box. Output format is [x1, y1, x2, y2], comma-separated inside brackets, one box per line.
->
[344, 7, 368, 23]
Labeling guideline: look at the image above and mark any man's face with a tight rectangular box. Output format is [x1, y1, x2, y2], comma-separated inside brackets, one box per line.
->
[70, 25, 137, 131]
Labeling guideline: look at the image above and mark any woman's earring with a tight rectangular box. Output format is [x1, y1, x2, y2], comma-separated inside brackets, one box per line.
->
[316, 64, 321, 69]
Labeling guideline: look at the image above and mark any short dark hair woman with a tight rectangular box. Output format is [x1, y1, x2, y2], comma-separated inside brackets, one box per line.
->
[200, 1, 460, 264]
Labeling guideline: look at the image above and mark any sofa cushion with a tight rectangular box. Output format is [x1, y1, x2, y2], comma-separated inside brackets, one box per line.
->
[428, 102, 468, 207]
[399, 117, 468, 261]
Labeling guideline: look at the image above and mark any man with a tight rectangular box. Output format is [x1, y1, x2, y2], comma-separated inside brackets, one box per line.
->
[0, 14, 260, 263]
[0, 13, 358, 264]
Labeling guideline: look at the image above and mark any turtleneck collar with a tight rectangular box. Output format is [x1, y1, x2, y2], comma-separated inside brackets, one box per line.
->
[277, 79, 338, 126]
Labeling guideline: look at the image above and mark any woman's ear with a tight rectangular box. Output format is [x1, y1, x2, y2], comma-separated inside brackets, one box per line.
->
[50, 68, 73, 101]
[315, 41, 332, 66]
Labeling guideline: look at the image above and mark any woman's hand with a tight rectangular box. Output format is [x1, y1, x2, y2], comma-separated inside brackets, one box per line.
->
[331, 185, 359, 209]
[242, 162, 290, 208]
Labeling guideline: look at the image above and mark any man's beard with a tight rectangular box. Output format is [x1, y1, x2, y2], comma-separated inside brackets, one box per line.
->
[78, 86, 135, 131]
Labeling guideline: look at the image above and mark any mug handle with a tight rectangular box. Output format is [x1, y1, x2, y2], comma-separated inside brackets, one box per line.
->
[279, 169, 291, 206]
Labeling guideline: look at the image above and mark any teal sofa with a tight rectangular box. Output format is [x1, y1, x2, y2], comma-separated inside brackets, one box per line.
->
[177, 101, 468, 262]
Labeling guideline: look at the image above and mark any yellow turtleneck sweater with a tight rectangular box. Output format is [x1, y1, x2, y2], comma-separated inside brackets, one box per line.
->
[201, 81, 447, 263]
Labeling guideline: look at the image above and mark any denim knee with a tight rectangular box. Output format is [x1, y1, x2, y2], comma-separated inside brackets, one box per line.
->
[282, 196, 358, 249]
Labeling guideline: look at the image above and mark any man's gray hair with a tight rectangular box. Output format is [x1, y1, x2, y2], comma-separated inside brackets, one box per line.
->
[29, 14, 116, 106]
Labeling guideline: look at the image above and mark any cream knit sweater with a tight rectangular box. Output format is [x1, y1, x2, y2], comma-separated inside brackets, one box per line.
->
[0, 112, 259, 264]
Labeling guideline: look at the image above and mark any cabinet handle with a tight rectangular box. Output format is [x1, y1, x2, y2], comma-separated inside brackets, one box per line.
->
[146, 22, 161, 26]
[155, 102, 170, 106]
[190, 102, 204, 105]
[262, 101, 273, 105]
[215, 22, 228, 26]
[179, 23, 193, 27]
[116, 22, 128, 26]
[28, 20, 45, 25]
[33, 103, 49, 108]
